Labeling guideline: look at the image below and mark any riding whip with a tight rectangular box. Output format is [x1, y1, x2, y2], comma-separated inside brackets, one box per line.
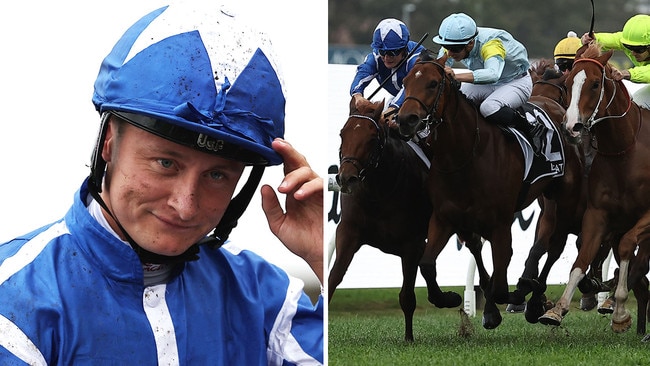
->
[367, 32, 429, 100]
[588, 0, 595, 38]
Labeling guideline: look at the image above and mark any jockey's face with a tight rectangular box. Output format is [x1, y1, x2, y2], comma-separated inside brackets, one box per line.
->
[445, 40, 474, 62]
[380, 48, 406, 68]
[100, 118, 245, 256]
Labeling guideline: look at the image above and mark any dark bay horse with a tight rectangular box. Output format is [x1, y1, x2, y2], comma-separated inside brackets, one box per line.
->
[330, 97, 485, 341]
[539, 44, 650, 335]
[396, 51, 585, 329]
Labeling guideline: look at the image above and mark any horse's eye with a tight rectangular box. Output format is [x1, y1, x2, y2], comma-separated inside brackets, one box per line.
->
[429, 80, 439, 89]
[591, 81, 600, 91]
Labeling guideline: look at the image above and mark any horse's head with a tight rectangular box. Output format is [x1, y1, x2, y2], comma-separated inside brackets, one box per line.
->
[337, 98, 386, 194]
[397, 50, 452, 139]
[563, 43, 621, 138]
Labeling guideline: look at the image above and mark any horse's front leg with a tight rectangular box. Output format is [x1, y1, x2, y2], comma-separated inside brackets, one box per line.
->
[539, 208, 607, 326]
[419, 214, 458, 308]
[399, 244, 422, 342]
[611, 220, 650, 333]
[481, 224, 513, 329]
[327, 223, 361, 301]
[612, 259, 632, 333]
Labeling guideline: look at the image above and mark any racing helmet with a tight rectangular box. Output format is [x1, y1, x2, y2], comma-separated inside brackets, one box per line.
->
[371, 18, 410, 51]
[92, 3, 286, 167]
[554, 31, 581, 60]
[621, 14, 650, 46]
[433, 13, 478, 46]
[90, 2, 287, 261]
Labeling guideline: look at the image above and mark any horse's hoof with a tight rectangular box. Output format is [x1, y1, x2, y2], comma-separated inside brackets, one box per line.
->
[429, 291, 462, 308]
[482, 312, 503, 329]
[538, 308, 564, 326]
[525, 302, 545, 324]
[506, 303, 525, 313]
[598, 296, 615, 314]
[611, 312, 632, 333]
[580, 295, 597, 311]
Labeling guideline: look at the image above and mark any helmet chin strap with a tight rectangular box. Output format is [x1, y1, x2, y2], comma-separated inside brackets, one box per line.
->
[88, 113, 265, 265]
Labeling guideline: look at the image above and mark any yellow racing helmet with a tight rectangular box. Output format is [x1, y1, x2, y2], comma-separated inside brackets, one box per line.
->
[621, 14, 650, 46]
[554, 31, 582, 60]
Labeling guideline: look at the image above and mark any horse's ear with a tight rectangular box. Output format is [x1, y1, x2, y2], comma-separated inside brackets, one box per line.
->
[373, 100, 384, 123]
[575, 44, 589, 59]
[378, 99, 385, 112]
[597, 49, 614, 64]
[349, 95, 359, 114]
[439, 53, 448, 65]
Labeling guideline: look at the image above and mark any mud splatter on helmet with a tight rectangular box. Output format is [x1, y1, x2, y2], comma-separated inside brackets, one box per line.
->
[90, 1, 287, 262]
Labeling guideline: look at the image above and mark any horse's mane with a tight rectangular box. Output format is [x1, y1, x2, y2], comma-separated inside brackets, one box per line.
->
[418, 49, 436, 62]
[355, 98, 376, 114]
[578, 42, 602, 59]
[530, 59, 555, 77]
[530, 58, 565, 82]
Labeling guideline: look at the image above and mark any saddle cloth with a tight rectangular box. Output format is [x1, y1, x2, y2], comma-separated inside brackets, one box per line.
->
[503, 102, 565, 184]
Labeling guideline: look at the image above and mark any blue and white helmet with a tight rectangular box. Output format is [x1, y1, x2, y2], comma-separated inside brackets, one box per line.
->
[92, 2, 286, 166]
[433, 13, 478, 46]
[371, 18, 410, 51]
[90, 2, 289, 258]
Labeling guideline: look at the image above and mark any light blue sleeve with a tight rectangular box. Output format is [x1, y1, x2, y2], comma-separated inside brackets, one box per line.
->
[472, 55, 505, 84]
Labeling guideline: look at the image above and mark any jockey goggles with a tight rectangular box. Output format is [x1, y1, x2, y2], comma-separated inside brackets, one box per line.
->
[379, 47, 405, 56]
[445, 44, 467, 53]
[623, 43, 649, 54]
[555, 58, 573, 72]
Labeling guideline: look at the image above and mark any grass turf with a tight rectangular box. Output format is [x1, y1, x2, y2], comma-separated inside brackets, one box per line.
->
[328, 286, 648, 365]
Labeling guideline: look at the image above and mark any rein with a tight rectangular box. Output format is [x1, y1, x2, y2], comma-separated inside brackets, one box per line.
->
[339, 114, 386, 181]
[402, 60, 480, 173]
[533, 79, 567, 108]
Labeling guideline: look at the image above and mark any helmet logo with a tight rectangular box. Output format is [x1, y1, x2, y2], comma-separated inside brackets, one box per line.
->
[197, 134, 225, 152]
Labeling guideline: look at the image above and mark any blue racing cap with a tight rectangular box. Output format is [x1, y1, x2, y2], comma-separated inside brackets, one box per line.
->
[92, 2, 286, 166]
[371, 18, 410, 51]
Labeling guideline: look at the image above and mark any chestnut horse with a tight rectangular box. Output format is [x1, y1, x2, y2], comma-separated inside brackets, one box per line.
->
[511, 60, 612, 313]
[539, 44, 650, 335]
[396, 51, 585, 329]
[331, 98, 486, 341]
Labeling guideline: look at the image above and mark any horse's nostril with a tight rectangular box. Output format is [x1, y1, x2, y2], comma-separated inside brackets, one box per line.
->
[572, 123, 584, 132]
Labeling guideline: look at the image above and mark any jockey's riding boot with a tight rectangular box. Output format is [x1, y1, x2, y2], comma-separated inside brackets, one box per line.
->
[488, 107, 543, 156]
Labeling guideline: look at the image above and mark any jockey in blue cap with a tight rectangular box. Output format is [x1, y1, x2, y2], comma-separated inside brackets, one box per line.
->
[350, 18, 425, 121]
[0, 2, 323, 364]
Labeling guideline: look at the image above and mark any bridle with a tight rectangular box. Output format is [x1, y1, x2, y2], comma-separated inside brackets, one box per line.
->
[572, 58, 632, 129]
[571, 58, 637, 156]
[339, 114, 386, 181]
[402, 60, 449, 128]
[533, 79, 568, 108]
[400, 60, 480, 173]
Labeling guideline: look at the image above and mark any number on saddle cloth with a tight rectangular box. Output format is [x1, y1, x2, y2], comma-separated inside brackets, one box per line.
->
[517, 103, 565, 184]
